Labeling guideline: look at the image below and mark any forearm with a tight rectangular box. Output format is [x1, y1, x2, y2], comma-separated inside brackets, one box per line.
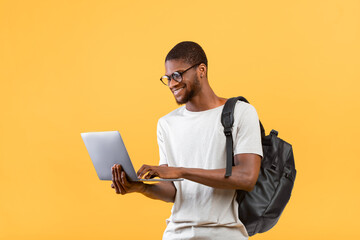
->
[140, 181, 176, 203]
[180, 166, 256, 191]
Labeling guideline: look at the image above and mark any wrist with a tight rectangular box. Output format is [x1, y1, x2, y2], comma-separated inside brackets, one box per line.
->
[179, 167, 187, 178]
[138, 182, 147, 194]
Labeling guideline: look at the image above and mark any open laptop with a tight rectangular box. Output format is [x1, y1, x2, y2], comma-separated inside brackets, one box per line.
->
[81, 131, 183, 182]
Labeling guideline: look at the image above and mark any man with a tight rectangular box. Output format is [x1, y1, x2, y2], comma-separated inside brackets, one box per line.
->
[111, 41, 263, 239]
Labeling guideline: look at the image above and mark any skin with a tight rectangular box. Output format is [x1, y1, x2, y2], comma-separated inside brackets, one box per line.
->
[111, 59, 262, 202]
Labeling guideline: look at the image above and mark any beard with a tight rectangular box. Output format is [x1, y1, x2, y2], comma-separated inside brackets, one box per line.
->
[174, 75, 201, 105]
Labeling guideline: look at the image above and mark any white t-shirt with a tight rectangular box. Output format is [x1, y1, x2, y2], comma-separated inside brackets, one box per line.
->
[157, 101, 263, 240]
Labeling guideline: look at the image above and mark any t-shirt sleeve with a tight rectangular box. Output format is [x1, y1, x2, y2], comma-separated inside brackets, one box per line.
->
[157, 119, 168, 166]
[233, 103, 263, 158]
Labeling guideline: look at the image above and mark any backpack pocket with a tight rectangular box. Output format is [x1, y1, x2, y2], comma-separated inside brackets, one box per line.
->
[260, 168, 296, 232]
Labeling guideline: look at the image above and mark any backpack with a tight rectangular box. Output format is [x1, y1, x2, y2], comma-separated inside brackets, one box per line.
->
[221, 96, 296, 236]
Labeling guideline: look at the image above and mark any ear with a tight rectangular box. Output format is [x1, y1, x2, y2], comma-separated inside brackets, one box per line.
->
[198, 63, 207, 78]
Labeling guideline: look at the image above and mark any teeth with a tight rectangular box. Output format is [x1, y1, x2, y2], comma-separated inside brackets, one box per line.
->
[174, 87, 184, 95]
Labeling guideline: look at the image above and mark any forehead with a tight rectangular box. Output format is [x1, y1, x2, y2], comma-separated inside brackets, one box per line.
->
[164, 59, 191, 75]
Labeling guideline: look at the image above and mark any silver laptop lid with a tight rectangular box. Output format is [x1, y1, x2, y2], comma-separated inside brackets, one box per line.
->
[81, 131, 183, 182]
[81, 131, 138, 181]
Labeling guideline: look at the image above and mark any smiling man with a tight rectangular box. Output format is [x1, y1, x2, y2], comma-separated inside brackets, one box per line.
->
[111, 41, 263, 240]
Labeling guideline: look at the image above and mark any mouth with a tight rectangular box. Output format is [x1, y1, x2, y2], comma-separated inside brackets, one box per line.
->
[172, 87, 185, 96]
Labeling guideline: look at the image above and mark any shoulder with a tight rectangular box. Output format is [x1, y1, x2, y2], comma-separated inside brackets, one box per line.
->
[233, 100, 260, 125]
[234, 100, 258, 115]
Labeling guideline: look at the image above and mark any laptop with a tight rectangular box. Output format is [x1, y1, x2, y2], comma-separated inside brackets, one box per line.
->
[81, 131, 183, 182]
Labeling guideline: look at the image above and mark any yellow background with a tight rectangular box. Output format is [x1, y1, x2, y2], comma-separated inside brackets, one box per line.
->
[1, 0, 359, 239]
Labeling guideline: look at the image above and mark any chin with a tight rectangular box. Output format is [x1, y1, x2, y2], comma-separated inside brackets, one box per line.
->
[173, 88, 195, 105]
[174, 94, 189, 105]
[175, 98, 187, 105]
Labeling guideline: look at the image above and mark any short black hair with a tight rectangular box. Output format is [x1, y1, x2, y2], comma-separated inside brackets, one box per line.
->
[165, 41, 208, 67]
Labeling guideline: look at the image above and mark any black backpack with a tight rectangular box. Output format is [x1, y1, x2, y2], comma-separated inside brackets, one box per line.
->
[221, 96, 296, 236]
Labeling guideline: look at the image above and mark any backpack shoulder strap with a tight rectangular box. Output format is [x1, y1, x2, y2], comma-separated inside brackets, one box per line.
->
[221, 96, 265, 177]
[221, 97, 249, 177]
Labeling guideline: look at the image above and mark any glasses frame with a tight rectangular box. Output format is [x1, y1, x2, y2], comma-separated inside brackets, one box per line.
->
[160, 63, 201, 86]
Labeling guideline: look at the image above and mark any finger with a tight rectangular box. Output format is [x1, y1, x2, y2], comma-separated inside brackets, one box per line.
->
[137, 164, 150, 178]
[116, 165, 127, 194]
[112, 166, 120, 194]
[145, 170, 158, 179]
[118, 164, 126, 178]
[117, 164, 127, 184]
[111, 183, 114, 188]
[136, 164, 146, 176]
[121, 171, 129, 191]
[115, 166, 123, 194]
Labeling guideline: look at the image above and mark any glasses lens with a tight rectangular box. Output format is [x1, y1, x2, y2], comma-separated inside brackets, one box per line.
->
[160, 76, 170, 85]
[172, 72, 182, 82]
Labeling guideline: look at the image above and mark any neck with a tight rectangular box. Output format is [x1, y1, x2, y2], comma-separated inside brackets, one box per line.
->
[185, 84, 227, 112]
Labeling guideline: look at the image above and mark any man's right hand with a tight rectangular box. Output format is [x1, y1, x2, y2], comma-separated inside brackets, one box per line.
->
[111, 164, 145, 195]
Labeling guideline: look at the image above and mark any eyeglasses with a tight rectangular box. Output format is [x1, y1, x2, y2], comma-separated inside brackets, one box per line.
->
[160, 63, 201, 86]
